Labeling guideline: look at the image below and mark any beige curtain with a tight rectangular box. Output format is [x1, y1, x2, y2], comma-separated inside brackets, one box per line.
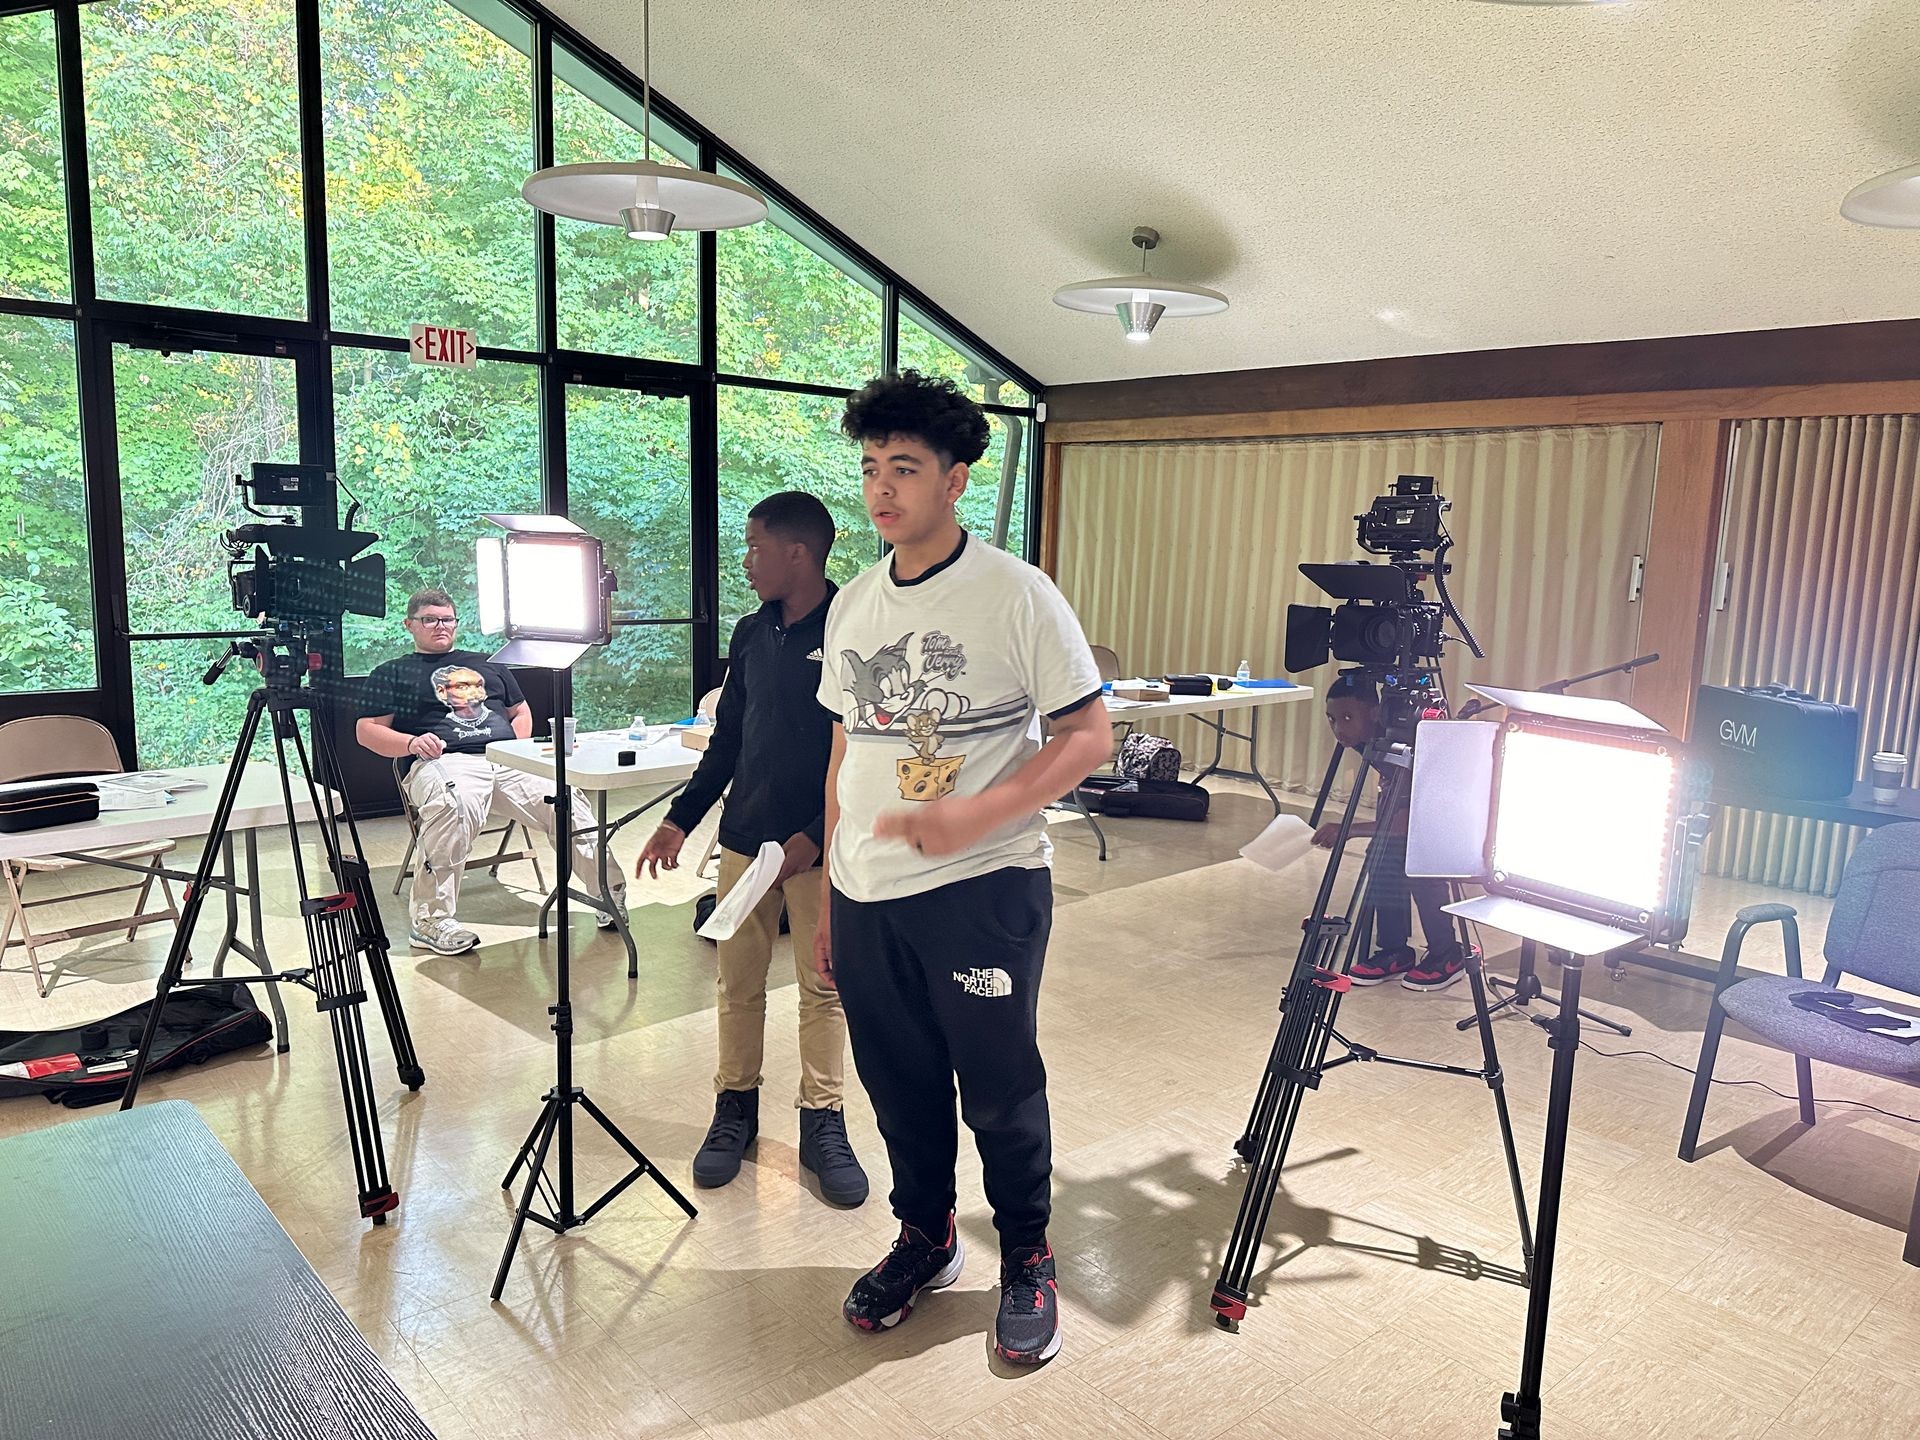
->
[1054, 425, 1659, 802]
[1703, 415, 1920, 894]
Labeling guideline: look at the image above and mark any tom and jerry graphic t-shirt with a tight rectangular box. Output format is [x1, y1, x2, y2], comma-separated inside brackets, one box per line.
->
[818, 534, 1102, 903]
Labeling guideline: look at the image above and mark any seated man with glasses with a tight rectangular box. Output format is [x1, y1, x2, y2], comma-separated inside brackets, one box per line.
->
[356, 587, 625, 956]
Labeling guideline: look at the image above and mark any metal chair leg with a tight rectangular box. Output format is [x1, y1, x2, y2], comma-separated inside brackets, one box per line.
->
[1906, 1168, 1920, 1268]
[1678, 1002, 1727, 1162]
[1795, 1055, 1817, 1127]
[393, 832, 417, 896]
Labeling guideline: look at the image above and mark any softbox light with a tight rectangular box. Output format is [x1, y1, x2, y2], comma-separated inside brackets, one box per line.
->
[476, 514, 615, 669]
[1406, 685, 1711, 950]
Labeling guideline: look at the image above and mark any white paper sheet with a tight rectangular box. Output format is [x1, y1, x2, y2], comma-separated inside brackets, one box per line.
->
[696, 839, 787, 942]
[1240, 813, 1315, 872]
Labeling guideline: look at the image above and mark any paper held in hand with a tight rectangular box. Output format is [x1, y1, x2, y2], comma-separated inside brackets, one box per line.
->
[696, 839, 786, 942]
[1241, 813, 1315, 872]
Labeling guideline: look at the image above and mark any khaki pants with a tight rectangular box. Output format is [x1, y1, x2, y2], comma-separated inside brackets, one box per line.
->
[405, 753, 621, 929]
[714, 846, 842, 1110]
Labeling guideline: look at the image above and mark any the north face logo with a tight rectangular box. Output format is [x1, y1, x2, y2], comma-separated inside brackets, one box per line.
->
[953, 967, 1013, 998]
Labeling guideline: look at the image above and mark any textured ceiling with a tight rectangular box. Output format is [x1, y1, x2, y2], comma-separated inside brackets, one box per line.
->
[550, 0, 1920, 388]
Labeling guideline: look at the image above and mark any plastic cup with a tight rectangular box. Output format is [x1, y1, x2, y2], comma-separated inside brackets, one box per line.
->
[562, 716, 577, 755]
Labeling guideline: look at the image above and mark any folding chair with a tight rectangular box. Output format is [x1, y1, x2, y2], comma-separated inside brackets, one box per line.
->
[0, 716, 182, 998]
[1679, 823, 1920, 1265]
[390, 756, 545, 897]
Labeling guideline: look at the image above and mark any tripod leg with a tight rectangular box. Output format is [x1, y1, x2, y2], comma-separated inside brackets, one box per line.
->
[578, 1091, 698, 1219]
[1463, 942, 1535, 1275]
[1502, 954, 1586, 1440]
[306, 714, 425, 1088]
[502, 1100, 552, 1190]
[492, 1096, 561, 1301]
[122, 694, 268, 1109]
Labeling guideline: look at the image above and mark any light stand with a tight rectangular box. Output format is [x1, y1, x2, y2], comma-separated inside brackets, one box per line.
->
[1407, 685, 1712, 1438]
[479, 515, 695, 1302]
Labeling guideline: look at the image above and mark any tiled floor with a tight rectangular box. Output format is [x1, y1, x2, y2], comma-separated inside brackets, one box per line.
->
[4, 785, 1918, 1438]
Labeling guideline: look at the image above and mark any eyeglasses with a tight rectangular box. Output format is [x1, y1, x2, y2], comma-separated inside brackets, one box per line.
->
[412, 616, 458, 628]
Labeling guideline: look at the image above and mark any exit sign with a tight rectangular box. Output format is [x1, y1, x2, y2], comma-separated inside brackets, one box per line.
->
[408, 323, 477, 371]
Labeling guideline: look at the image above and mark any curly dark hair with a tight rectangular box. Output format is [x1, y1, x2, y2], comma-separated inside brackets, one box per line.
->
[840, 370, 990, 467]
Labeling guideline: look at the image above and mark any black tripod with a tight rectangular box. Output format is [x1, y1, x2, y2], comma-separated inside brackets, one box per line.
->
[120, 638, 424, 1224]
[1211, 720, 1535, 1328]
[491, 682, 694, 1301]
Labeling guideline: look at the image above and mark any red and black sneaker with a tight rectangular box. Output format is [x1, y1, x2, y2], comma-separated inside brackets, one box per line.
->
[1403, 943, 1467, 992]
[843, 1215, 965, 1333]
[1349, 946, 1416, 986]
[994, 1243, 1061, 1365]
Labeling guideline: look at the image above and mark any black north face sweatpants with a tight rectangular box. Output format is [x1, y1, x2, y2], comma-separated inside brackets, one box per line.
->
[831, 865, 1053, 1254]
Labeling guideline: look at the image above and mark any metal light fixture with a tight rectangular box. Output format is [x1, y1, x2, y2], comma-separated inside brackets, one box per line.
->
[1842, 162, 1920, 228]
[1053, 227, 1228, 342]
[521, 0, 766, 240]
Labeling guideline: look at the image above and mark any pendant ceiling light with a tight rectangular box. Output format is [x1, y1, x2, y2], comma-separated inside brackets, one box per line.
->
[1842, 162, 1920, 228]
[1053, 227, 1228, 343]
[521, 0, 766, 239]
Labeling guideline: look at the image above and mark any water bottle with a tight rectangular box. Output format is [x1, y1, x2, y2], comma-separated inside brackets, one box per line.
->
[1235, 659, 1251, 684]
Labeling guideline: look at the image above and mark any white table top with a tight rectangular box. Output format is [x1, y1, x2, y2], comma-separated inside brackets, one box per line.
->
[485, 729, 701, 794]
[1103, 684, 1314, 719]
[0, 763, 326, 863]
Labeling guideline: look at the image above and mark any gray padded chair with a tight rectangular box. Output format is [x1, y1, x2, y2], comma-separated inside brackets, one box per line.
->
[1678, 822, 1920, 1264]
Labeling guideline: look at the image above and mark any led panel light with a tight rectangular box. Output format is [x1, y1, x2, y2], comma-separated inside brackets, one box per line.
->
[1407, 684, 1711, 946]
[1491, 724, 1677, 918]
[476, 514, 616, 669]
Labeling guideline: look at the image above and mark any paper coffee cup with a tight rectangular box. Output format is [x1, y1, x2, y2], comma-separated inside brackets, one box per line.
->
[1870, 751, 1907, 804]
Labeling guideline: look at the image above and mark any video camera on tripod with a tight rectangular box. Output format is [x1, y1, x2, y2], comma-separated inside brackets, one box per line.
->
[119, 463, 422, 1226]
[224, 462, 386, 629]
[1280, 474, 1484, 724]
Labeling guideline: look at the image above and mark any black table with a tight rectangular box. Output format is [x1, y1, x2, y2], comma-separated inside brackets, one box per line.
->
[1712, 778, 1920, 829]
[0, 1102, 435, 1440]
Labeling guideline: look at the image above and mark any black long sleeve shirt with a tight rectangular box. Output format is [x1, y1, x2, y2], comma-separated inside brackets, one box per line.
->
[665, 585, 836, 854]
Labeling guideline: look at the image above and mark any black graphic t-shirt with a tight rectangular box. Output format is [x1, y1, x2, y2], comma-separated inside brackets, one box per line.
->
[362, 650, 525, 771]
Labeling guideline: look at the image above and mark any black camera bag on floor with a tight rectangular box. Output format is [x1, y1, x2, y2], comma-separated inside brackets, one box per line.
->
[1098, 778, 1211, 821]
[1694, 683, 1859, 800]
[0, 983, 270, 1106]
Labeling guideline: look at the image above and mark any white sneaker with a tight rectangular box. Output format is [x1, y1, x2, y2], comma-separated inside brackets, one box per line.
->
[410, 919, 479, 955]
[596, 892, 627, 931]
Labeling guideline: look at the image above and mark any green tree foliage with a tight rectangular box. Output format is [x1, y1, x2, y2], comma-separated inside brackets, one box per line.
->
[0, 11, 67, 303]
[81, 0, 305, 317]
[322, 0, 536, 347]
[0, 0, 1034, 768]
[0, 315, 92, 693]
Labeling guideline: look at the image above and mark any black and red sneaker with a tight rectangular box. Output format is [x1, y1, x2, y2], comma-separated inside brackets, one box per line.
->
[994, 1243, 1061, 1364]
[1349, 946, 1416, 986]
[1402, 943, 1467, 992]
[843, 1215, 965, 1333]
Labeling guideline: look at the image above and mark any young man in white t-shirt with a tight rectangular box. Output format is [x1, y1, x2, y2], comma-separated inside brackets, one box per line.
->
[814, 371, 1113, 1366]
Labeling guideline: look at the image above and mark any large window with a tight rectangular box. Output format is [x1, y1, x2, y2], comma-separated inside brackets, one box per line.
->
[717, 181, 883, 387]
[322, 0, 536, 349]
[0, 315, 91, 693]
[0, 0, 1037, 789]
[81, 0, 305, 318]
[552, 47, 698, 364]
[114, 345, 300, 765]
[717, 385, 876, 636]
[565, 384, 693, 730]
[900, 300, 1032, 409]
[0, 9, 68, 303]
[332, 349, 542, 674]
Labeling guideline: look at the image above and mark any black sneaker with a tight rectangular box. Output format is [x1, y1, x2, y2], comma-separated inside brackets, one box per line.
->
[1349, 946, 1416, 986]
[691, 1088, 758, 1188]
[1403, 943, 1467, 992]
[995, 1243, 1061, 1365]
[843, 1215, 965, 1333]
[799, 1107, 869, 1207]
